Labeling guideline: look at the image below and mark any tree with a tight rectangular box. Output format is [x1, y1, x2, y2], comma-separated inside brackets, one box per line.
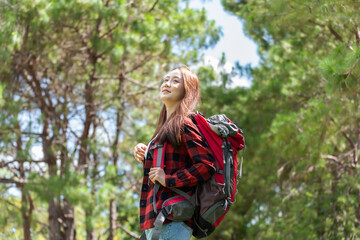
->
[0, 0, 221, 239]
[219, 0, 360, 239]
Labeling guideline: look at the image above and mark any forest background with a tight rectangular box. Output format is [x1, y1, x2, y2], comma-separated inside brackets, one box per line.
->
[1, 0, 359, 239]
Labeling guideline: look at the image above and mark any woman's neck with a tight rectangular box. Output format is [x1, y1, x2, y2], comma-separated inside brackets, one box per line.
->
[165, 102, 180, 120]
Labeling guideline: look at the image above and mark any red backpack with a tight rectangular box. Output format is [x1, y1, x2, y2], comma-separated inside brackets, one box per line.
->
[150, 113, 245, 239]
[191, 113, 245, 238]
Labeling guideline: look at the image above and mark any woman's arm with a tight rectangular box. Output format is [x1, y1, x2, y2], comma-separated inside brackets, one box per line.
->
[164, 119, 216, 188]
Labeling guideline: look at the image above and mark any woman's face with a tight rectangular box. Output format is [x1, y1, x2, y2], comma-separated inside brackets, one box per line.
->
[160, 69, 185, 105]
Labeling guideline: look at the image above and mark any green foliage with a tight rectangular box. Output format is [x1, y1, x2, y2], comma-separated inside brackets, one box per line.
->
[0, 0, 221, 238]
[2, 0, 359, 238]
[215, 0, 360, 239]
[0, 195, 24, 240]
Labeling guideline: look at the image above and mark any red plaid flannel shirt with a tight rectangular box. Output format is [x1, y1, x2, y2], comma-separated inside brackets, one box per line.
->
[139, 116, 216, 231]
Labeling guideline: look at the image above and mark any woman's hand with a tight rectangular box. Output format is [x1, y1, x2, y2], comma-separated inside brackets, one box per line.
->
[149, 167, 166, 186]
[134, 143, 147, 163]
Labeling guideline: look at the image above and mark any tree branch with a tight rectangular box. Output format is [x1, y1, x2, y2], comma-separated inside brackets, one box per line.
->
[355, 27, 360, 44]
[116, 223, 140, 239]
[99, 21, 121, 39]
[343, 58, 360, 80]
[342, 131, 355, 150]
[97, 223, 140, 240]
[126, 89, 156, 97]
[0, 178, 26, 185]
[2, 198, 49, 229]
[328, 23, 344, 42]
[93, 76, 157, 90]
[148, 0, 159, 12]
[125, 55, 154, 74]
[0, 160, 18, 168]
[126, 76, 157, 90]
[322, 154, 341, 163]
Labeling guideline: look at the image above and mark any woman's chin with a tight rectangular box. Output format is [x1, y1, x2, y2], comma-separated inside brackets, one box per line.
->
[160, 94, 171, 101]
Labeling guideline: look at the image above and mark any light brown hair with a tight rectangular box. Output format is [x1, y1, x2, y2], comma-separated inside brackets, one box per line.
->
[152, 66, 200, 146]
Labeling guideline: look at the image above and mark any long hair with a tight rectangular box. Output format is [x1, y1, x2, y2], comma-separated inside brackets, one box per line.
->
[152, 66, 200, 146]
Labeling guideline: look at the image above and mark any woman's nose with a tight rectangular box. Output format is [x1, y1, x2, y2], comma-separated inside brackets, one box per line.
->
[163, 80, 171, 87]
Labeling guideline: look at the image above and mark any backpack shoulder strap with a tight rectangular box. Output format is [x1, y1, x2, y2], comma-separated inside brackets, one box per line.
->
[151, 142, 167, 214]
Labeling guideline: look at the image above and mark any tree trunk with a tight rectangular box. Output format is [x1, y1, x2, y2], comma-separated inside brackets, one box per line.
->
[107, 199, 117, 240]
[21, 188, 32, 240]
[17, 127, 32, 240]
[42, 117, 65, 239]
[86, 209, 95, 240]
[49, 197, 63, 240]
[63, 198, 76, 240]
[86, 229, 95, 240]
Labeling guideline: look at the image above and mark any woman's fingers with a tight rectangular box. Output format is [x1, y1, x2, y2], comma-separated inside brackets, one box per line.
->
[149, 168, 155, 177]
[135, 153, 143, 163]
[138, 148, 145, 156]
[136, 150, 145, 160]
[149, 168, 166, 186]
[149, 168, 156, 182]
[134, 143, 147, 163]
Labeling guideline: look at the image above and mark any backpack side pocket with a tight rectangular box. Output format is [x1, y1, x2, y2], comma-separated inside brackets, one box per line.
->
[162, 195, 194, 221]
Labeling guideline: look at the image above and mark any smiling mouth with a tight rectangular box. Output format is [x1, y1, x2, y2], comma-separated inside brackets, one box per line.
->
[162, 90, 171, 93]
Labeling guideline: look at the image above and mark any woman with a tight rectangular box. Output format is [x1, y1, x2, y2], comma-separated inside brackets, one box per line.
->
[134, 66, 216, 240]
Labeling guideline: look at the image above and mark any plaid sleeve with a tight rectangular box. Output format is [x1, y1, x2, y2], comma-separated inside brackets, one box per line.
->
[165, 118, 216, 188]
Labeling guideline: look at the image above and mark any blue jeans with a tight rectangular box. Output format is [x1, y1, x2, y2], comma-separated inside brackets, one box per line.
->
[145, 222, 193, 240]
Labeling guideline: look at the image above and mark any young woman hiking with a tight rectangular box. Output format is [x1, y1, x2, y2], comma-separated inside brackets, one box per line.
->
[134, 66, 216, 240]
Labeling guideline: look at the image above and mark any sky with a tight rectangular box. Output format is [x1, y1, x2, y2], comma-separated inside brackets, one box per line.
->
[188, 0, 260, 87]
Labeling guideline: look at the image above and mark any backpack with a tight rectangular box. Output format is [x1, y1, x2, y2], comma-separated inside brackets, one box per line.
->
[149, 113, 245, 240]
